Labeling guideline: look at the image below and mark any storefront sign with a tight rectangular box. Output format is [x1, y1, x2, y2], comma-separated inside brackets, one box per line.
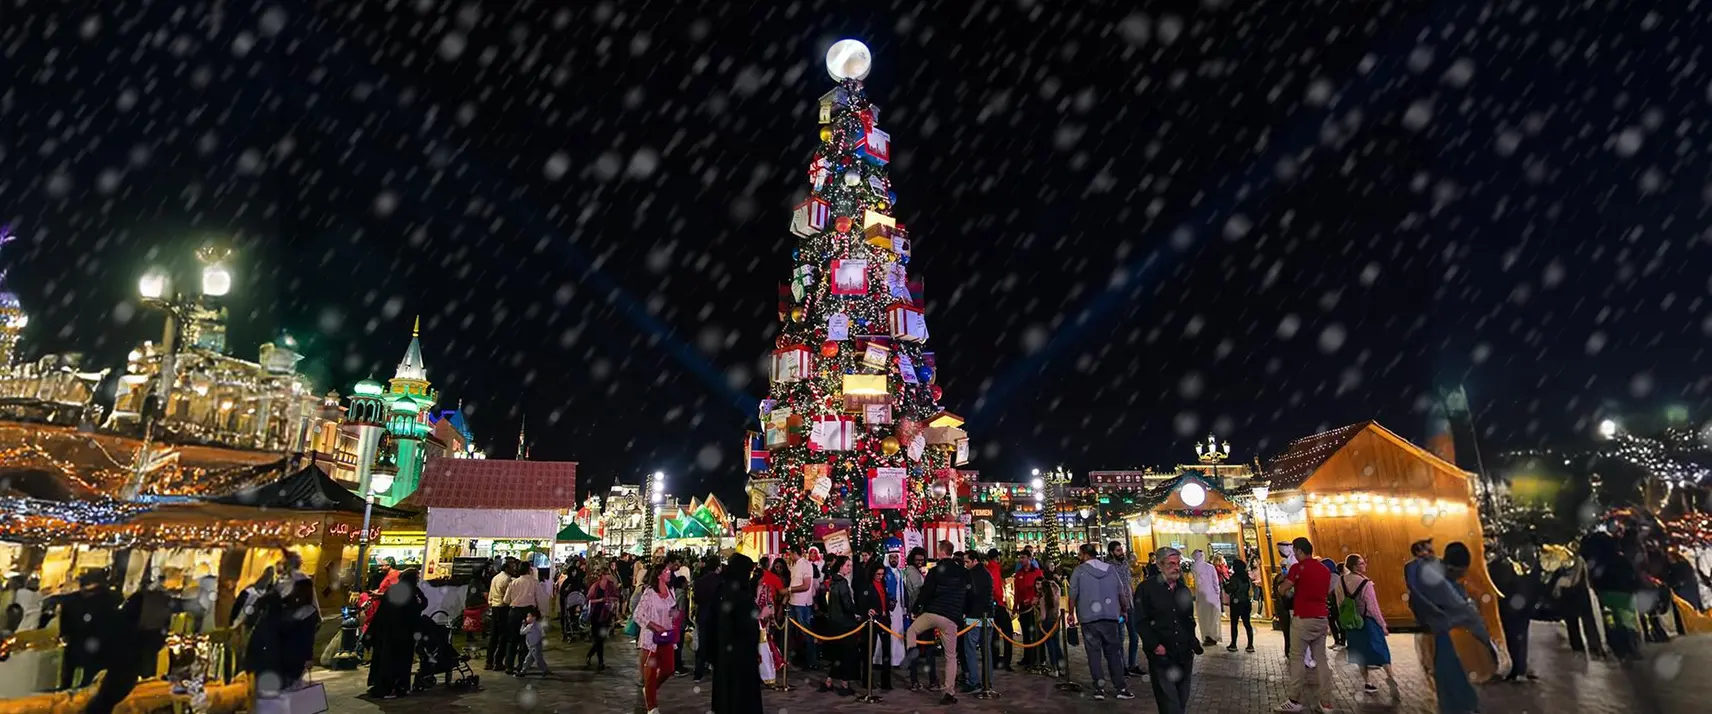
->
[377, 532, 426, 547]
[968, 507, 996, 519]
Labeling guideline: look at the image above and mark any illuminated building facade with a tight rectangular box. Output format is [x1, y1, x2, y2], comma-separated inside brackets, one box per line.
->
[379, 317, 438, 506]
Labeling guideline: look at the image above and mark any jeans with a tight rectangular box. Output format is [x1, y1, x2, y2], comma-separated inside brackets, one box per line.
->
[1125, 616, 1143, 669]
[520, 643, 548, 674]
[1044, 622, 1064, 670]
[1081, 619, 1128, 692]
[1018, 610, 1040, 666]
[484, 604, 511, 667]
[1287, 617, 1332, 703]
[502, 607, 532, 671]
[790, 605, 819, 667]
[1148, 655, 1192, 714]
[959, 621, 986, 688]
[1229, 601, 1254, 647]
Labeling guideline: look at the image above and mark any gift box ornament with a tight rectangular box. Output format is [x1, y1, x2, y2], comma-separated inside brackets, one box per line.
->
[861, 341, 892, 369]
[831, 259, 869, 295]
[818, 87, 851, 124]
[908, 433, 927, 460]
[864, 403, 894, 425]
[827, 313, 850, 341]
[841, 374, 888, 412]
[897, 354, 919, 384]
[858, 125, 892, 165]
[809, 155, 831, 190]
[803, 464, 832, 503]
[771, 345, 812, 383]
[862, 209, 897, 241]
[809, 415, 857, 451]
[924, 425, 967, 445]
[955, 438, 971, 466]
[791, 265, 815, 301]
[868, 467, 907, 510]
[791, 197, 831, 237]
[886, 264, 910, 300]
[887, 303, 929, 343]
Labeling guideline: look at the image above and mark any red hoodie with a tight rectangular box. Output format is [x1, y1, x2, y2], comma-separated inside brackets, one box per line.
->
[985, 561, 1006, 609]
[1013, 565, 1042, 608]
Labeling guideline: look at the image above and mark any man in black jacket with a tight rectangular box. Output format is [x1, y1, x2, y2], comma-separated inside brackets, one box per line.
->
[959, 550, 994, 693]
[1133, 547, 1202, 714]
[904, 541, 966, 705]
[691, 555, 723, 683]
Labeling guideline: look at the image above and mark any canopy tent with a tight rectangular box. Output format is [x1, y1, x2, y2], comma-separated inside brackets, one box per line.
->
[555, 522, 600, 542]
[203, 463, 415, 518]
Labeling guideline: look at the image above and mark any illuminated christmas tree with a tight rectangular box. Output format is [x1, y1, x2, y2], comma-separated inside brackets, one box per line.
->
[755, 41, 969, 552]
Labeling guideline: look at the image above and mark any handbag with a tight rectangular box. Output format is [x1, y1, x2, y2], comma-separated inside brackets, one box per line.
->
[624, 617, 641, 638]
[1065, 622, 1081, 647]
[652, 626, 680, 646]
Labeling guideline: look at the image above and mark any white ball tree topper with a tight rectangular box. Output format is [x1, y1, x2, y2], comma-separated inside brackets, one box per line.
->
[826, 39, 872, 81]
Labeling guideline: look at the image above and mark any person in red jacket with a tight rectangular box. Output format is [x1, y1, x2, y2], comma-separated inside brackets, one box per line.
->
[1012, 556, 1045, 668]
[984, 549, 1015, 671]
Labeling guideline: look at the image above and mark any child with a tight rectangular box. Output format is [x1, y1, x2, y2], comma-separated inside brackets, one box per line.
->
[517, 610, 550, 677]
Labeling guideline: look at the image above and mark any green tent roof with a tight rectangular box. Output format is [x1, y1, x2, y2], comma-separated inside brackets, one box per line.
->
[555, 522, 600, 542]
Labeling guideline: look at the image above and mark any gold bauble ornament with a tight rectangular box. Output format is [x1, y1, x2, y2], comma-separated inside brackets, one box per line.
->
[880, 436, 901, 455]
[819, 126, 834, 142]
[790, 306, 805, 321]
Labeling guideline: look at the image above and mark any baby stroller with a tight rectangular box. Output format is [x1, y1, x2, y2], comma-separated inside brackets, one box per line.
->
[413, 610, 481, 692]
[560, 589, 589, 643]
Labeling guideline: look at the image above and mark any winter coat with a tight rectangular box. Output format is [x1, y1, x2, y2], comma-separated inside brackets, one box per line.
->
[914, 558, 968, 621]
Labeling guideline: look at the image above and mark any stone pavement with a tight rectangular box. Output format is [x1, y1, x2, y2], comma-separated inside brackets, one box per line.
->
[314, 623, 1705, 713]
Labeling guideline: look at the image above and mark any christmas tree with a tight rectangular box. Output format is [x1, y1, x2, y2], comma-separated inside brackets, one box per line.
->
[754, 40, 968, 552]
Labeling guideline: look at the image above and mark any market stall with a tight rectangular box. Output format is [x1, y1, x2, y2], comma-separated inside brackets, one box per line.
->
[412, 458, 579, 580]
[1121, 471, 1249, 567]
[1260, 420, 1506, 680]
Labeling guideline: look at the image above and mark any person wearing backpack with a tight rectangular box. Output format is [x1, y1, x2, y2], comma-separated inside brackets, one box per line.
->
[1335, 553, 1395, 696]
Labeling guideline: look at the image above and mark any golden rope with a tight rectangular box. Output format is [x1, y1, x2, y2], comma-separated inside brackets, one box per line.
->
[786, 618, 870, 642]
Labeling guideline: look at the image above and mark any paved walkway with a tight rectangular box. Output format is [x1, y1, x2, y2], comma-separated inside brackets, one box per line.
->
[314, 623, 1706, 713]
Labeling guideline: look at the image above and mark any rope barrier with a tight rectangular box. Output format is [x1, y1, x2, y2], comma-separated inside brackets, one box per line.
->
[988, 614, 1062, 648]
[786, 618, 869, 642]
[872, 620, 976, 645]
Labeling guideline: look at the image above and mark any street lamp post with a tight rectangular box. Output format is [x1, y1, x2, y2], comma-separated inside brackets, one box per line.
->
[641, 471, 665, 558]
[123, 248, 232, 499]
[345, 380, 391, 589]
[1250, 483, 1273, 620]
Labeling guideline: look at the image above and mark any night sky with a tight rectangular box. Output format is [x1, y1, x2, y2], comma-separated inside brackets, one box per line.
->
[2, 1, 1708, 509]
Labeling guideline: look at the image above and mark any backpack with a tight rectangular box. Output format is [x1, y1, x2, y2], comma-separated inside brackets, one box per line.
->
[1337, 578, 1369, 631]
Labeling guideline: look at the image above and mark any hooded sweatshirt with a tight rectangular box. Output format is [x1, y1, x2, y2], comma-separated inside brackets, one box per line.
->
[1069, 557, 1128, 624]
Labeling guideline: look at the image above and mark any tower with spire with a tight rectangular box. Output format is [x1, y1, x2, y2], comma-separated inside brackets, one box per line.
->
[516, 412, 530, 460]
[0, 224, 29, 366]
[381, 316, 437, 505]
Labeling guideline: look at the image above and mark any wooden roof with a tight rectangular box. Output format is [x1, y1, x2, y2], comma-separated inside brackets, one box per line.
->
[1260, 421, 1371, 490]
[1262, 420, 1474, 496]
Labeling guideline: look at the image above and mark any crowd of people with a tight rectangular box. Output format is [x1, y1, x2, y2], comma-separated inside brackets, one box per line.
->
[0, 522, 1698, 714]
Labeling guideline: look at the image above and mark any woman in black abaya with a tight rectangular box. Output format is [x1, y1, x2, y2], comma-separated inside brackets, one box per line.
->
[710, 553, 763, 714]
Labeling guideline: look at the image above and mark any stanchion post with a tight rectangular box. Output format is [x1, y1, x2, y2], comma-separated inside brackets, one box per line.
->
[856, 620, 882, 703]
[775, 616, 793, 691]
[975, 615, 999, 699]
[1054, 611, 1083, 693]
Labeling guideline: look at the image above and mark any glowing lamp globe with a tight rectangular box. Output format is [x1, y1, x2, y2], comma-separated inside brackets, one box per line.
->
[369, 471, 395, 496]
[825, 39, 872, 81]
[1180, 481, 1207, 508]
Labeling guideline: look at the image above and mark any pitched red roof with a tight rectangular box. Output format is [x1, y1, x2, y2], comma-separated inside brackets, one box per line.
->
[1260, 421, 1370, 490]
[414, 458, 579, 510]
